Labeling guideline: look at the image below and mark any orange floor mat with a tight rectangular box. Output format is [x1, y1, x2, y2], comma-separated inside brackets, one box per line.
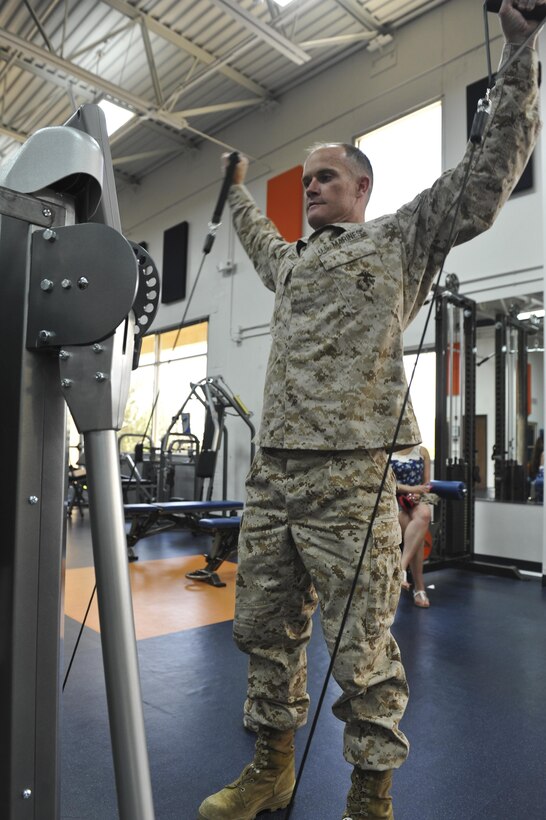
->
[64, 554, 236, 639]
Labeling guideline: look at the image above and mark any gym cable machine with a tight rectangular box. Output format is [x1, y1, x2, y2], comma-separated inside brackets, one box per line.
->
[1, 105, 159, 819]
[492, 309, 535, 502]
[157, 375, 256, 502]
[432, 278, 528, 579]
[433, 277, 477, 564]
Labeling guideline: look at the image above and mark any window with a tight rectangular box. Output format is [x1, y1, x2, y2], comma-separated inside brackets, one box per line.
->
[355, 100, 442, 221]
[403, 350, 436, 459]
[119, 320, 208, 450]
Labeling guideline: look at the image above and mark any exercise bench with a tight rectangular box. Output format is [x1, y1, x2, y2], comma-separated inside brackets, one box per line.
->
[185, 515, 242, 588]
[124, 499, 243, 562]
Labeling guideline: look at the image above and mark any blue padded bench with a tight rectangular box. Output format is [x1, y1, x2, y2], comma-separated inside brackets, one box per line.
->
[123, 500, 243, 564]
[185, 515, 242, 588]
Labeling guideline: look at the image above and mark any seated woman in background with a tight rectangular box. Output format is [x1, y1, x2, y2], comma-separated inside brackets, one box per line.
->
[390, 444, 432, 609]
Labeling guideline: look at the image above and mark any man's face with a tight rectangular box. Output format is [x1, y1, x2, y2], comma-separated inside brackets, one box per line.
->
[302, 146, 369, 230]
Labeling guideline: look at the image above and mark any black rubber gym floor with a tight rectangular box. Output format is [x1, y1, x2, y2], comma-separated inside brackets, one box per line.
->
[61, 515, 546, 819]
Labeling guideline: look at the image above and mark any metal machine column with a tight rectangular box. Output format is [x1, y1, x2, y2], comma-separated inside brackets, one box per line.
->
[434, 288, 476, 559]
[0, 105, 158, 818]
[1, 198, 69, 818]
[493, 314, 529, 501]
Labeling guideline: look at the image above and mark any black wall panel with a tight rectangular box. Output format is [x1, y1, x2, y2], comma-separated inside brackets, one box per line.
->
[161, 221, 188, 304]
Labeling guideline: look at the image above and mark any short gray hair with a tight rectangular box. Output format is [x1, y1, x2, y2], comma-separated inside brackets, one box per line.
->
[306, 142, 373, 195]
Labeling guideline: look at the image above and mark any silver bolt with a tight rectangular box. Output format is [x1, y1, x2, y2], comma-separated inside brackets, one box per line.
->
[61, 378, 72, 388]
[61, 279, 72, 289]
[39, 329, 54, 342]
[95, 372, 107, 382]
[21, 788, 32, 800]
[42, 207, 52, 218]
[42, 228, 56, 242]
[40, 279, 54, 292]
[92, 343, 103, 354]
[28, 496, 39, 505]
[59, 349, 70, 361]
[77, 277, 89, 290]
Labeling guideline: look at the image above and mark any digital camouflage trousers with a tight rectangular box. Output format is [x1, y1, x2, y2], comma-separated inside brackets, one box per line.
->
[234, 447, 410, 771]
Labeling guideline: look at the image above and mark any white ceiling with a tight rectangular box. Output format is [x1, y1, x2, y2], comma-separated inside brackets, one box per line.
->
[0, 0, 449, 187]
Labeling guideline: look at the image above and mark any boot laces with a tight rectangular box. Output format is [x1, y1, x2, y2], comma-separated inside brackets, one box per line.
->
[233, 734, 273, 791]
[233, 763, 259, 792]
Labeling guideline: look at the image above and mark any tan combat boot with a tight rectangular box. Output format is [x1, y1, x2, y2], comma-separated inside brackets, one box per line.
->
[198, 728, 295, 819]
[342, 768, 394, 820]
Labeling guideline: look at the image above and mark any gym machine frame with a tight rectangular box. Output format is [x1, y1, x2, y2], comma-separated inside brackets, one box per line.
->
[493, 313, 530, 502]
[157, 375, 256, 502]
[432, 287, 521, 579]
[0, 105, 158, 818]
[433, 287, 477, 564]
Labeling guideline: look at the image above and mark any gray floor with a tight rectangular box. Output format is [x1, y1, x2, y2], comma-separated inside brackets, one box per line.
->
[62, 517, 546, 819]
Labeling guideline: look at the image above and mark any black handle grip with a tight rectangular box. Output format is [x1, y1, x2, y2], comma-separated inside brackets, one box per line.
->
[211, 151, 240, 226]
[203, 151, 240, 254]
[486, 1, 546, 21]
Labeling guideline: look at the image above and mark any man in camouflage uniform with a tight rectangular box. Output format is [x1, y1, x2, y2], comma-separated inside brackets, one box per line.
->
[198, 2, 541, 818]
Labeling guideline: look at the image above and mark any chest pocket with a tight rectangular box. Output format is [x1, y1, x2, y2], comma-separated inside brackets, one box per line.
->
[319, 240, 385, 312]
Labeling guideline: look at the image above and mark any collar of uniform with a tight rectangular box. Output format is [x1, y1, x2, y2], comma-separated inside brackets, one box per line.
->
[296, 222, 362, 255]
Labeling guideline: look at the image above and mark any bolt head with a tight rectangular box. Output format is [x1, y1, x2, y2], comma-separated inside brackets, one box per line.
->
[77, 277, 89, 290]
[61, 279, 72, 289]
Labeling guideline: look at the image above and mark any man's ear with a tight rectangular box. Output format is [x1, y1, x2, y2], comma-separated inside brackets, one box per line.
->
[357, 175, 371, 197]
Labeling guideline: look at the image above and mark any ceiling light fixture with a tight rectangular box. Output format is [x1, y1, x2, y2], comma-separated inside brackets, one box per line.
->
[517, 308, 545, 321]
[97, 99, 135, 136]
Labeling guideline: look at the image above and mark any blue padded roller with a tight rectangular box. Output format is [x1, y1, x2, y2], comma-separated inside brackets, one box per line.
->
[429, 480, 466, 500]
[198, 516, 241, 530]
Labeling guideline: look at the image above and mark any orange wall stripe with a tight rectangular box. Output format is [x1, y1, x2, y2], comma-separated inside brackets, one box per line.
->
[266, 165, 303, 242]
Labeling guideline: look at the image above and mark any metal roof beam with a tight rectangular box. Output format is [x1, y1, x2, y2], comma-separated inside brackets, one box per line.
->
[0, 123, 26, 143]
[0, 50, 95, 101]
[299, 31, 378, 49]
[67, 21, 135, 61]
[98, 0, 269, 98]
[112, 147, 180, 166]
[333, 0, 390, 34]
[22, 0, 54, 52]
[178, 99, 263, 117]
[139, 18, 164, 107]
[0, 29, 262, 151]
[209, 0, 311, 65]
[0, 28, 182, 127]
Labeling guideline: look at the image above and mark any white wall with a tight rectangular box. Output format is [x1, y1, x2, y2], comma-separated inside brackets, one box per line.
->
[475, 499, 542, 565]
[118, 0, 544, 571]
